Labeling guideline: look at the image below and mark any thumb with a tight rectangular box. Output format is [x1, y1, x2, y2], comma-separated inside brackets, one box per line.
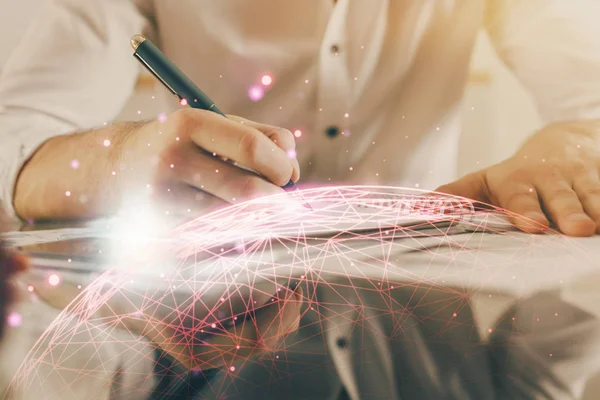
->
[435, 170, 490, 203]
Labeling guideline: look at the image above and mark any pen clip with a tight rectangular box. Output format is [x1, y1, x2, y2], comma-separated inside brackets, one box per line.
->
[134, 53, 178, 96]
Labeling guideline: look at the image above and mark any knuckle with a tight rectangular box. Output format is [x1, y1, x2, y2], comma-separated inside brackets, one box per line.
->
[578, 185, 600, 202]
[274, 127, 295, 145]
[545, 186, 574, 200]
[171, 108, 203, 134]
[503, 169, 529, 183]
[238, 131, 262, 165]
[567, 159, 587, 174]
[502, 190, 533, 208]
[540, 163, 562, 179]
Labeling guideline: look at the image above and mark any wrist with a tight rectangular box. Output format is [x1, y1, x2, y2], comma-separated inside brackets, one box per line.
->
[13, 127, 124, 221]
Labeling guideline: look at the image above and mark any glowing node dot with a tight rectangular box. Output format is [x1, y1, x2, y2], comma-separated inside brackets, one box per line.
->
[261, 75, 273, 86]
[103, 139, 111, 147]
[7, 312, 22, 328]
[211, 323, 217, 329]
[236, 345, 240, 350]
[305, 79, 309, 84]
[294, 130, 302, 138]
[170, 164, 175, 169]
[157, 113, 168, 123]
[65, 191, 71, 197]
[48, 274, 61, 286]
[349, 167, 353, 171]
[287, 149, 297, 159]
[230, 366, 236, 372]
[488, 328, 493, 333]
[248, 85, 265, 102]
[344, 113, 349, 118]
[137, 110, 142, 115]
[180, 98, 188, 106]
[215, 169, 219, 173]
[112, 171, 116, 176]
[549, 353, 553, 357]
[453, 313, 457, 317]
[27, 285, 34, 292]
[77, 285, 82, 289]
[70, 159, 80, 169]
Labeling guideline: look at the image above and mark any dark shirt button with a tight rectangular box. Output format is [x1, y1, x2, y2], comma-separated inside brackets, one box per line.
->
[330, 44, 340, 54]
[325, 126, 340, 138]
[336, 337, 348, 349]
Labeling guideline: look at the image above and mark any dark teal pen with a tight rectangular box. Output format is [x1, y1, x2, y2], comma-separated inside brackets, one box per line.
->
[130, 34, 299, 191]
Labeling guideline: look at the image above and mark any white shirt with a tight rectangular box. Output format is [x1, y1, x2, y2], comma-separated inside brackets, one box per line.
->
[2, 0, 600, 218]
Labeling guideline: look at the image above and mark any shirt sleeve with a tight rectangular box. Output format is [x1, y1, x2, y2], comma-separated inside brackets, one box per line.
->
[0, 0, 154, 218]
[484, 0, 600, 125]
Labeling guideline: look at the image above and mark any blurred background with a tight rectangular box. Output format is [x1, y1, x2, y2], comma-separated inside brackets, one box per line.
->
[0, 0, 542, 180]
[4, 1, 599, 398]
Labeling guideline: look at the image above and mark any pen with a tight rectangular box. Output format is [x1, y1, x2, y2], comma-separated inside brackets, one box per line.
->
[130, 34, 300, 192]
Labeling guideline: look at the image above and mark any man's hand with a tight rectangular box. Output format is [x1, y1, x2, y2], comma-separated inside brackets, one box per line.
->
[14, 109, 300, 220]
[437, 120, 600, 237]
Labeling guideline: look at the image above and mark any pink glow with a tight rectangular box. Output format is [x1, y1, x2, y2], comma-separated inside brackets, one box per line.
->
[248, 85, 264, 102]
[70, 159, 79, 169]
[293, 130, 302, 138]
[157, 113, 168, 123]
[261, 75, 273, 86]
[7, 312, 22, 328]
[48, 274, 61, 286]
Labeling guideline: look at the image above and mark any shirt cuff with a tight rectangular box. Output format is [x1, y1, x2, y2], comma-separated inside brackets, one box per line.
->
[0, 109, 75, 220]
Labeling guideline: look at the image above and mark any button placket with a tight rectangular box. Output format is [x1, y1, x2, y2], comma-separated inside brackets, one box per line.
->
[315, 0, 352, 179]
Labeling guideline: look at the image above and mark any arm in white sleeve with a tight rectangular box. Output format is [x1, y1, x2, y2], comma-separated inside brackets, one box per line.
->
[0, 0, 154, 218]
[484, 0, 600, 125]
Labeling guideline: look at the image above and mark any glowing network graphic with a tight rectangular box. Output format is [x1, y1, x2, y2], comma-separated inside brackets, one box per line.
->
[5, 186, 597, 399]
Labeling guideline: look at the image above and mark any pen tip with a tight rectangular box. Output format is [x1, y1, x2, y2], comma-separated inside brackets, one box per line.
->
[130, 34, 146, 51]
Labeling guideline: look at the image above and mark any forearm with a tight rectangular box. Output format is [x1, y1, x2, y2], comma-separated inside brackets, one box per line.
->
[13, 125, 131, 221]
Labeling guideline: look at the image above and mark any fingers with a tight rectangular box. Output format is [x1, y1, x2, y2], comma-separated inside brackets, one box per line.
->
[172, 109, 295, 186]
[533, 173, 596, 237]
[149, 182, 227, 218]
[435, 171, 489, 203]
[493, 181, 549, 233]
[172, 145, 285, 203]
[572, 170, 600, 233]
[229, 116, 300, 182]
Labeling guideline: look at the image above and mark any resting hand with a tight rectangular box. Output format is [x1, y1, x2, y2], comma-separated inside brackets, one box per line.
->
[437, 120, 600, 236]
